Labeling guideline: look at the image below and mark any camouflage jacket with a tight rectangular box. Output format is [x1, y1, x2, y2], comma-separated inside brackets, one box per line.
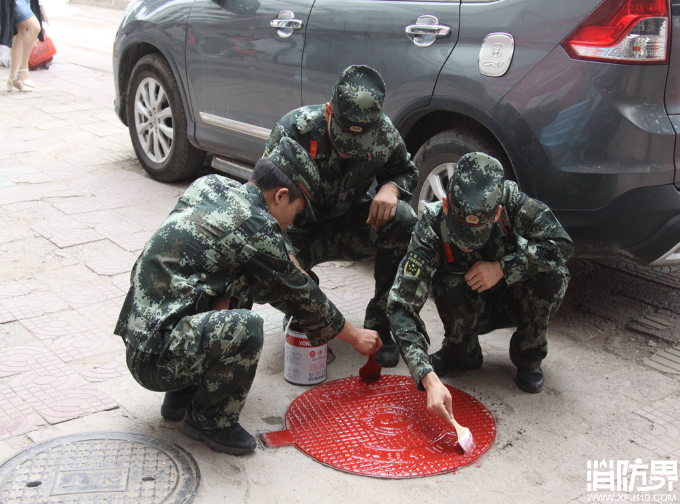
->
[263, 105, 418, 224]
[114, 175, 345, 354]
[387, 181, 574, 389]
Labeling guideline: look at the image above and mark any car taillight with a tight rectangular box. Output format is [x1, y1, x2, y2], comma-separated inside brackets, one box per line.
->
[561, 0, 669, 64]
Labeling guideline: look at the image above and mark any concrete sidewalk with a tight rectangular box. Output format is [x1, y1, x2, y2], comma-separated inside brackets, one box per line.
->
[1, 54, 680, 504]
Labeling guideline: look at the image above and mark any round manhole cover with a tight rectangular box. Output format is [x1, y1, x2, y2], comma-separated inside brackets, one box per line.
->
[0, 431, 200, 504]
[279, 375, 495, 478]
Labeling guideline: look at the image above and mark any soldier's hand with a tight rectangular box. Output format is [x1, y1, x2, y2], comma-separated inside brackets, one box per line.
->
[421, 372, 455, 427]
[464, 261, 504, 293]
[335, 320, 382, 356]
[366, 183, 400, 230]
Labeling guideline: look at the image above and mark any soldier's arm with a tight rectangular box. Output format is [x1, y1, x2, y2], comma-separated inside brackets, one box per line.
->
[374, 118, 419, 201]
[387, 209, 441, 391]
[499, 183, 575, 285]
[241, 224, 346, 346]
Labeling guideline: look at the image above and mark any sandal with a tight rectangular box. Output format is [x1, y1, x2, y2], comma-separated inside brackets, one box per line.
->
[6, 74, 33, 92]
[18, 69, 36, 88]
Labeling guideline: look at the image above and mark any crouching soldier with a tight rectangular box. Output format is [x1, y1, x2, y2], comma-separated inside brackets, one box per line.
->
[387, 152, 572, 423]
[115, 138, 381, 455]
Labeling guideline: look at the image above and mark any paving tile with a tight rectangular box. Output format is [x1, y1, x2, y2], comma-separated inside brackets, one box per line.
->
[85, 252, 138, 276]
[0, 304, 15, 324]
[10, 360, 118, 424]
[60, 283, 128, 309]
[36, 119, 76, 131]
[71, 209, 128, 227]
[77, 299, 125, 334]
[253, 303, 286, 336]
[49, 196, 109, 215]
[0, 291, 70, 321]
[7, 130, 51, 142]
[47, 228, 106, 248]
[80, 122, 127, 137]
[19, 310, 91, 340]
[49, 331, 124, 363]
[79, 358, 127, 382]
[112, 273, 131, 294]
[0, 388, 46, 441]
[0, 185, 43, 205]
[94, 193, 151, 209]
[0, 281, 33, 300]
[0, 343, 60, 378]
[31, 215, 84, 238]
[633, 408, 680, 457]
[105, 232, 151, 252]
[99, 152, 137, 164]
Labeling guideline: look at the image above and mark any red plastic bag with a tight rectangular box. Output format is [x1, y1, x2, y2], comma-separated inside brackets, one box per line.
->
[28, 32, 56, 70]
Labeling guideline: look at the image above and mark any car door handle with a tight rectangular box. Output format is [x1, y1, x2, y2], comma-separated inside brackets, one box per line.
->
[270, 19, 303, 30]
[271, 10, 303, 38]
[405, 25, 451, 37]
[405, 15, 451, 47]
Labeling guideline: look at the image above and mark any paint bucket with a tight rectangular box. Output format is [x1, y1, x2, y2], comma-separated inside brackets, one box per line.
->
[284, 319, 327, 385]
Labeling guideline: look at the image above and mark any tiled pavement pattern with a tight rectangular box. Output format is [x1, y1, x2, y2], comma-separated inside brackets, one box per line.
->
[633, 406, 680, 458]
[644, 346, 680, 375]
[0, 63, 176, 435]
[606, 261, 680, 290]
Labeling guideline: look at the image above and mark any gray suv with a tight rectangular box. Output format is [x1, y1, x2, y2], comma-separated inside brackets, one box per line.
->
[113, 0, 680, 266]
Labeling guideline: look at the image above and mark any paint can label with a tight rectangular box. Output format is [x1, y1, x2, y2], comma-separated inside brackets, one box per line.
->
[284, 330, 327, 385]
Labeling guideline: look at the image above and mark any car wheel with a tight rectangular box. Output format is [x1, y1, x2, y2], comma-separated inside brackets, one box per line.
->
[126, 54, 206, 182]
[412, 129, 513, 216]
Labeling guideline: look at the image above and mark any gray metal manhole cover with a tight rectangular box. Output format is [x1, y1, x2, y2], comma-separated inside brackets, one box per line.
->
[0, 431, 200, 504]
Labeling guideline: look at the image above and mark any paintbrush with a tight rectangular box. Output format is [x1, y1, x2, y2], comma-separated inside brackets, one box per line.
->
[451, 417, 476, 456]
[359, 354, 381, 381]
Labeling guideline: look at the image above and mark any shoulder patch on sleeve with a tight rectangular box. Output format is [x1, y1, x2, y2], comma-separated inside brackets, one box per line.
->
[403, 250, 426, 278]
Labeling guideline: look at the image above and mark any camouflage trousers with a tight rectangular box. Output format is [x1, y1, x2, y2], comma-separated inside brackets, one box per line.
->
[432, 266, 570, 369]
[287, 199, 417, 335]
[125, 308, 263, 430]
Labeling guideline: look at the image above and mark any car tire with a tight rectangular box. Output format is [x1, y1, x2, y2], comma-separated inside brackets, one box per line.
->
[412, 129, 513, 216]
[126, 54, 206, 182]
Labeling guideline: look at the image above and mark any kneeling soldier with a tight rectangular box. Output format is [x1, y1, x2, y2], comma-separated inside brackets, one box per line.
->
[387, 152, 573, 422]
[115, 138, 381, 455]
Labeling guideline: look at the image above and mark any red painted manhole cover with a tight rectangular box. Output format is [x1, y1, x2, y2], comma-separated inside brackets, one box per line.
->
[262, 375, 495, 478]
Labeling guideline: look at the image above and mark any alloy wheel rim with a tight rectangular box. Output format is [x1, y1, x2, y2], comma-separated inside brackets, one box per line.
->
[417, 160, 458, 216]
[134, 77, 173, 164]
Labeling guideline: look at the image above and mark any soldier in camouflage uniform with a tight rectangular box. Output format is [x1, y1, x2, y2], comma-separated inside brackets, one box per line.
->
[115, 138, 381, 455]
[263, 65, 419, 367]
[387, 152, 573, 423]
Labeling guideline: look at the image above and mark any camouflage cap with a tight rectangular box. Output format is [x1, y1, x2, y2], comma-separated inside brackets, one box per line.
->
[328, 65, 386, 157]
[445, 152, 504, 250]
[265, 137, 320, 222]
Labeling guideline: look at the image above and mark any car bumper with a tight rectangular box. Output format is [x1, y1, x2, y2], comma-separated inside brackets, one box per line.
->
[555, 184, 680, 266]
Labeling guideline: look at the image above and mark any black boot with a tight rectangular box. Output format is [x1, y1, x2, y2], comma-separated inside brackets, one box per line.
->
[428, 348, 483, 378]
[515, 366, 544, 393]
[182, 413, 256, 455]
[374, 331, 400, 367]
[161, 385, 198, 421]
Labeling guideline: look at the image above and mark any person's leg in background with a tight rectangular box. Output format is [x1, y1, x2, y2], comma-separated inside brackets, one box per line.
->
[7, 0, 40, 92]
